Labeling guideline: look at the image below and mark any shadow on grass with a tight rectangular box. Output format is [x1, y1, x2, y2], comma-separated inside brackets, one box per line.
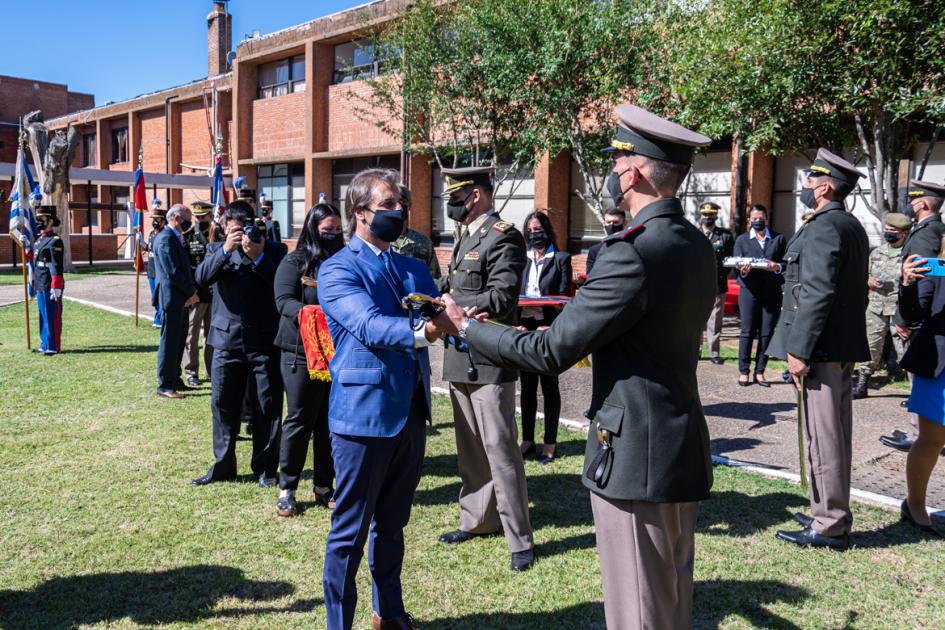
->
[64, 344, 159, 354]
[703, 402, 795, 429]
[425, 601, 605, 629]
[698, 490, 807, 538]
[694, 579, 810, 629]
[0, 565, 320, 628]
[852, 519, 945, 549]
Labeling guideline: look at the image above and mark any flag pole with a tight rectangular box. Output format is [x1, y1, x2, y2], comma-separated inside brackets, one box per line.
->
[19, 241, 31, 350]
[134, 145, 142, 327]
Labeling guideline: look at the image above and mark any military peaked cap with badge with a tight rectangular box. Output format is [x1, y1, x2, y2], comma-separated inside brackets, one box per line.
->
[441, 166, 495, 196]
[699, 202, 721, 215]
[603, 104, 711, 164]
[191, 200, 213, 217]
[894, 179, 945, 327]
[805, 148, 864, 188]
[908, 179, 945, 201]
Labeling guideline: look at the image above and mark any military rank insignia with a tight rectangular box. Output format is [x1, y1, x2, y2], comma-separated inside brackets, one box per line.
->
[492, 220, 513, 233]
[463, 252, 480, 261]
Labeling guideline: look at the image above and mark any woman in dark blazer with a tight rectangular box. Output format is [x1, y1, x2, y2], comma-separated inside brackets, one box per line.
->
[519, 210, 572, 464]
[897, 249, 945, 534]
[733, 204, 786, 386]
[273, 202, 344, 517]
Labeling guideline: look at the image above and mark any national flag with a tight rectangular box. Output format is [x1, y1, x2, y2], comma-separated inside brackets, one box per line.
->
[8, 144, 39, 297]
[131, 165, 147, 272]
[211, 155, 228, 219]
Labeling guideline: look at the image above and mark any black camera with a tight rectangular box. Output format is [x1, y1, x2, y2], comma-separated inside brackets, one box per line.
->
[242, 225, 262, 243]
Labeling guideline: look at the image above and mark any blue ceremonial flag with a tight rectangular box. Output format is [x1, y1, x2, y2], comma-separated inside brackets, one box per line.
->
[8, 144, 39, 297]
[211, 155, 227, 219]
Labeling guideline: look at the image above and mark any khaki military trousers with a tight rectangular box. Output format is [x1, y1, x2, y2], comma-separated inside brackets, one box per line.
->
[861, 309, 904, 374]
[704, 291, 726, 358]
[803, 362, 854, 536]
[591, 492, 699, 630]
[449, 381, 534, 553]
[183, 302, 212, 380]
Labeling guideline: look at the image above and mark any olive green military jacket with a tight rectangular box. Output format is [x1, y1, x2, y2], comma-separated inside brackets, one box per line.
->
[894, 214, 945, 327]
[438, 212, 526, 384]
[392, 228, 441, 280]
[464, 198, 716, 503]
[867, 242, 903, 317]
[767, 202, 870, 362]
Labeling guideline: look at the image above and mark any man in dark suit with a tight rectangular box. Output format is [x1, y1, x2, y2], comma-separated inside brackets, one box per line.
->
[317, 168, 450, 630]
[882, 180, 945, 452]
[192, 200, 288, 488]
[584, 208, 626, 276]
[153, 204, 199, 398]
[698, 202, 734, 364]
[443, 105, 715, 630]
[767, 148, 870, 550]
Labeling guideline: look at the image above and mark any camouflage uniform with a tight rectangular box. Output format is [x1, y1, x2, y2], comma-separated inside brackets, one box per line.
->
[859, 242, 905, 376]
[392, 228, 441, 279]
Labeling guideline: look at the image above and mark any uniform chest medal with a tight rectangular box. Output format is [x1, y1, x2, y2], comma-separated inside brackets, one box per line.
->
[464, 252, 480, 261]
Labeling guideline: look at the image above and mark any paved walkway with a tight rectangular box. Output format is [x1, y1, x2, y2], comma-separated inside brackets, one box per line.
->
[6, 273, 941, 512]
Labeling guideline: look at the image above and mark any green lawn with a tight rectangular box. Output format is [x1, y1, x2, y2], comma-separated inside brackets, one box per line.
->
[0, 302, 942, 628]
[0, 265, 133, 286]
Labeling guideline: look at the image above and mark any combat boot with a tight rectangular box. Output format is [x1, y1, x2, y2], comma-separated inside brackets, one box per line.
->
[852, 368, 871, 399]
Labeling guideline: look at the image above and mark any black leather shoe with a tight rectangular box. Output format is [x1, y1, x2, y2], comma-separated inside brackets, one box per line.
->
[738, 376, 751, 387]
[314, 487, 336, 509]
[880, 430, 914, 453]
[793, 512, 814, 528]
[277, 493, 299, 517]
[186, 376, 201, 387]
[711, 357, 724, 365]
[192, 472, 234, 486]
[901, 500, 943, 537]
[438, 529, 498, 544]
[511, 549, 534, 572]
[775, 527, 849, 550]
[754, 374, 771, 388]
[258, 475, 277, 488]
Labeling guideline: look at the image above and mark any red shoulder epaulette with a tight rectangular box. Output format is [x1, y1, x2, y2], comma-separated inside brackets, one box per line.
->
[620, 225, 645, 240]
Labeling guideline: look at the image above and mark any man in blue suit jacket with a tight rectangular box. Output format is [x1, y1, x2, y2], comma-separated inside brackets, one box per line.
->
[317, 168, 451, 630]
[153, 205, 198, 398]
[192, 201, 288, 487]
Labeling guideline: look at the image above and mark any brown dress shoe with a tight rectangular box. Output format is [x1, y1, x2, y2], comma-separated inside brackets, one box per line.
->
[156, 389, 185, 399]
[372, 611, 418, 629]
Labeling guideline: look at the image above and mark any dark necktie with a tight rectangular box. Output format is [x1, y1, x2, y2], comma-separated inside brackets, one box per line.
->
[381, 249, 406, 297]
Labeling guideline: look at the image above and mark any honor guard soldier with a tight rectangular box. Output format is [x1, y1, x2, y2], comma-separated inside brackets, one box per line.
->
[259, 194, 282, 243]
[698, 201, 734, 364]
[183, 201, 214, 386]
[392, 184, 441, 279]
[145, 200, 167, 328]
[882, 180, 945, 451]
[436, 165, 535, 572]
[445, 105, 715, 629]
[768, 148, 870, 550]
[33, 204, 65, 355]
[853, 212, 911, 399]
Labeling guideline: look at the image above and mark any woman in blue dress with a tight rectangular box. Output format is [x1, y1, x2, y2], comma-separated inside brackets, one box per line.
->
[898, 248, 945, 535]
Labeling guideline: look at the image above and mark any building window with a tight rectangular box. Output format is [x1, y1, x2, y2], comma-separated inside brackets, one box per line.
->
[82, 133, 97, 167]
[333, 39, 398, 84]
[110, 186, 130, 233]
[332, 156, 400, 221]
[257, 163, 305, 237]
[257, 55, 306, 99]
[111, 127, 128, 164]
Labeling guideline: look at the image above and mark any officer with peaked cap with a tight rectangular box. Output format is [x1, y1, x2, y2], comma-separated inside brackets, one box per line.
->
[259, 195, 282, 243]
[33, 205, 66, 355]
[879, 180, 945, 451]
[767, 148, 870, 550]
[698, 201, 734, 365]
[434, 165, 534, 572]
[441, 104, 716, 629]
[145, 199, 167, 328]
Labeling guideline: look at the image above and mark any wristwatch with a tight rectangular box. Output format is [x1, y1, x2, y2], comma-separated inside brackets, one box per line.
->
[459, 317, 473, 338]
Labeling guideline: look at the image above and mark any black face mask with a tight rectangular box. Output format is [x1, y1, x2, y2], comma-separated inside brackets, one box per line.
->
[179, 219, 193, 233]
[799, 186, 817, 209]
[751, 220, 766, 231]
[151, 219, 164, 229]
[527, 230, 548, 248]
[883, 231, 902, 245]
[366, 208, 405, 243]
[604, 223, 624, 236]
[446, 191, 474, 223]
[319, 231, 344, 254]
[701, 217, 716, 227]
[902, 203, 918, 221]
[606, 171, 627, 207]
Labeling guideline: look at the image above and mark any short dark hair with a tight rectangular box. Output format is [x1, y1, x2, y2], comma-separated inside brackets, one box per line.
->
[749, 204, 768, 217]
[636, 156, 690, 195]
[224, 200, 255, 224]
[604, 208, 626, 220]
[522, 210, 557, 249]
[815, 175, 853, 200]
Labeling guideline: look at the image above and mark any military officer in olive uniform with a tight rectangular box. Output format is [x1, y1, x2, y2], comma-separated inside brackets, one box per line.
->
[33, 205, 66, 355]
[768, 148, 870, 550]
[435, 166, 534, 572]
[852, 212, 911, 399]
[392, 184, 441, 279]
[260, 195, 282, 243]
[699, 201, 734, 364]
[881, 180, 945, 452]
[183, 201, 214, 386]
[443, 106, 715, 629]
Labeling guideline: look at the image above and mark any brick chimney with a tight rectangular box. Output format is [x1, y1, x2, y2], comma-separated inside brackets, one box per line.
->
[207, 1, 232, 77]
